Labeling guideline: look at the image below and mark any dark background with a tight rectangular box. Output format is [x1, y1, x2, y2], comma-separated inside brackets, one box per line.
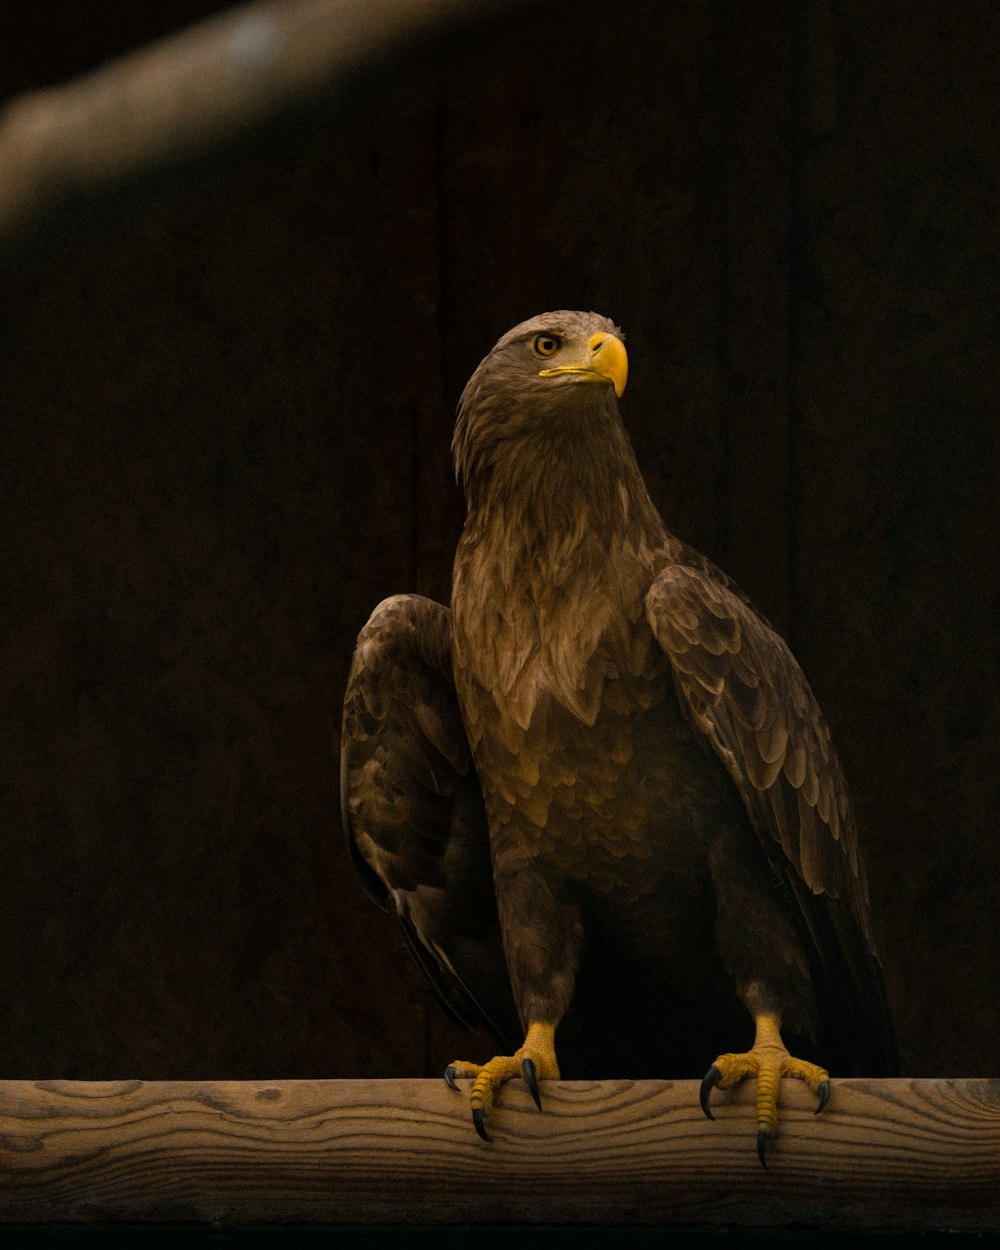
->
[1, 0, 997, 1083]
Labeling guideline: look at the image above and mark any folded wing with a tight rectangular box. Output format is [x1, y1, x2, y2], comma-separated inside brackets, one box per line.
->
[340, 593, 519, 1046]
[646, 561, 896, 1075]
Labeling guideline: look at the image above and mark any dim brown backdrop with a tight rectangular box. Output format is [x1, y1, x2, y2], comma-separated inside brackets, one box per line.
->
[1, 0, 997, 1083]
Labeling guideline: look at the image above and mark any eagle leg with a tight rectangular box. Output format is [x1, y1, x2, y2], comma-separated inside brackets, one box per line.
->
[699, 1012, 829, 1167]
[444, 1020, 560, 1142]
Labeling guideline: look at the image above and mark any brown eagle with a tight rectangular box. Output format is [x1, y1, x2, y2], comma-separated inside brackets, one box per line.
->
[341, 311, 896, 1162]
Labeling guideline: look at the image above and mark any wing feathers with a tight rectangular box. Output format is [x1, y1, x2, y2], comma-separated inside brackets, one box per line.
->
[341, 593, 519, 1045]
[646, 562, 896, 1073]
[645, 563, 871, 932]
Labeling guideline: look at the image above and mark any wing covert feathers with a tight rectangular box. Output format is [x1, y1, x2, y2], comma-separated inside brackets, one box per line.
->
[646, 565, 859, 901]
[646, 564, 896, 1074]
[340, 594, 517, 1044]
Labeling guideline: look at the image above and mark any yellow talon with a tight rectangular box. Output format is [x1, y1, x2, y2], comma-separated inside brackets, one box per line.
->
[701, 1012, 830, 1166]
[445, 1021, 560, 1141]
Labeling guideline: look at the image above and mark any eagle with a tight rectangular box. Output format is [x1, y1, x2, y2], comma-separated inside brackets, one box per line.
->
[341, 310, 896, 1163]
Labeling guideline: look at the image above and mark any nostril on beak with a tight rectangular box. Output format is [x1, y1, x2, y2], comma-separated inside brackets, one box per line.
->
[590, 336, 605, 354]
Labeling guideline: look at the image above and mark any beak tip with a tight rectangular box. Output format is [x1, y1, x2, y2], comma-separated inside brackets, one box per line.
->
[591, 332, 628, 399]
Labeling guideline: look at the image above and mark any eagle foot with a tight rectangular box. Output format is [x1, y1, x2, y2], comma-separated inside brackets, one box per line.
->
[699, 1012, 829, 1167]
[444, 1020, 559, 1142]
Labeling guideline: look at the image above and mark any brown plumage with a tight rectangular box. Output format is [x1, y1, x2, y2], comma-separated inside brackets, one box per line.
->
[341, 311, 896, 1151]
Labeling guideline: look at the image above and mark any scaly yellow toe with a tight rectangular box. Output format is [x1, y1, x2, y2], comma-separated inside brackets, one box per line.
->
[445, 1020, 560, 1141]
[700, 1012, 830, 1166]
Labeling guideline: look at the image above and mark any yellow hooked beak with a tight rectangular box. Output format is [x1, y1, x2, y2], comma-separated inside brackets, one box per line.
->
[538, 332, 628, 398]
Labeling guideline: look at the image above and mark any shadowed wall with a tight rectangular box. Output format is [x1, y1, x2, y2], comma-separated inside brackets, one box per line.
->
[1, 0, 997, 1082]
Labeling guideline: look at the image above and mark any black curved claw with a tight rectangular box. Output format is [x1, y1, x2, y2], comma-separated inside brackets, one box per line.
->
[756, 1128, 768, 1168]
[522, 1056, 542, 1111]
[444, 1065, 459, 1090]
[699, 1064, 722, 1121]
[815, 1079, 830, 1115]
[472, 1106, 492, 1143]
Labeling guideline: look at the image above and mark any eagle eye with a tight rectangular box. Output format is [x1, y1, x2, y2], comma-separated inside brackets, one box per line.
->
[531, 334, 561, 358]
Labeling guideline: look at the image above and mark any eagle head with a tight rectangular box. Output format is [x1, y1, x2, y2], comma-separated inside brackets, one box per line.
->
[453, 311, 628, 500]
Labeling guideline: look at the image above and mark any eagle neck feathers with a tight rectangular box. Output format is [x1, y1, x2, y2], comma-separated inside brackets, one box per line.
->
[451, 393, 670, 735]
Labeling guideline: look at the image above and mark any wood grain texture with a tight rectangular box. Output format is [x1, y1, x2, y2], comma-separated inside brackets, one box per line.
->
[1, 1079, 998, 1229]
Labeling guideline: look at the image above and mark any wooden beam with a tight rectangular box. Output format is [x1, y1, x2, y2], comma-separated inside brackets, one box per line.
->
[1, 1078, 998, 1229]
[0, 0, 537, 242]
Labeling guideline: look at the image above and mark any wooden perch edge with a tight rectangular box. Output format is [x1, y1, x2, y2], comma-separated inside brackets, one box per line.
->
[0, 1078, 998, 1229]
[0, 0, 533, 242]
